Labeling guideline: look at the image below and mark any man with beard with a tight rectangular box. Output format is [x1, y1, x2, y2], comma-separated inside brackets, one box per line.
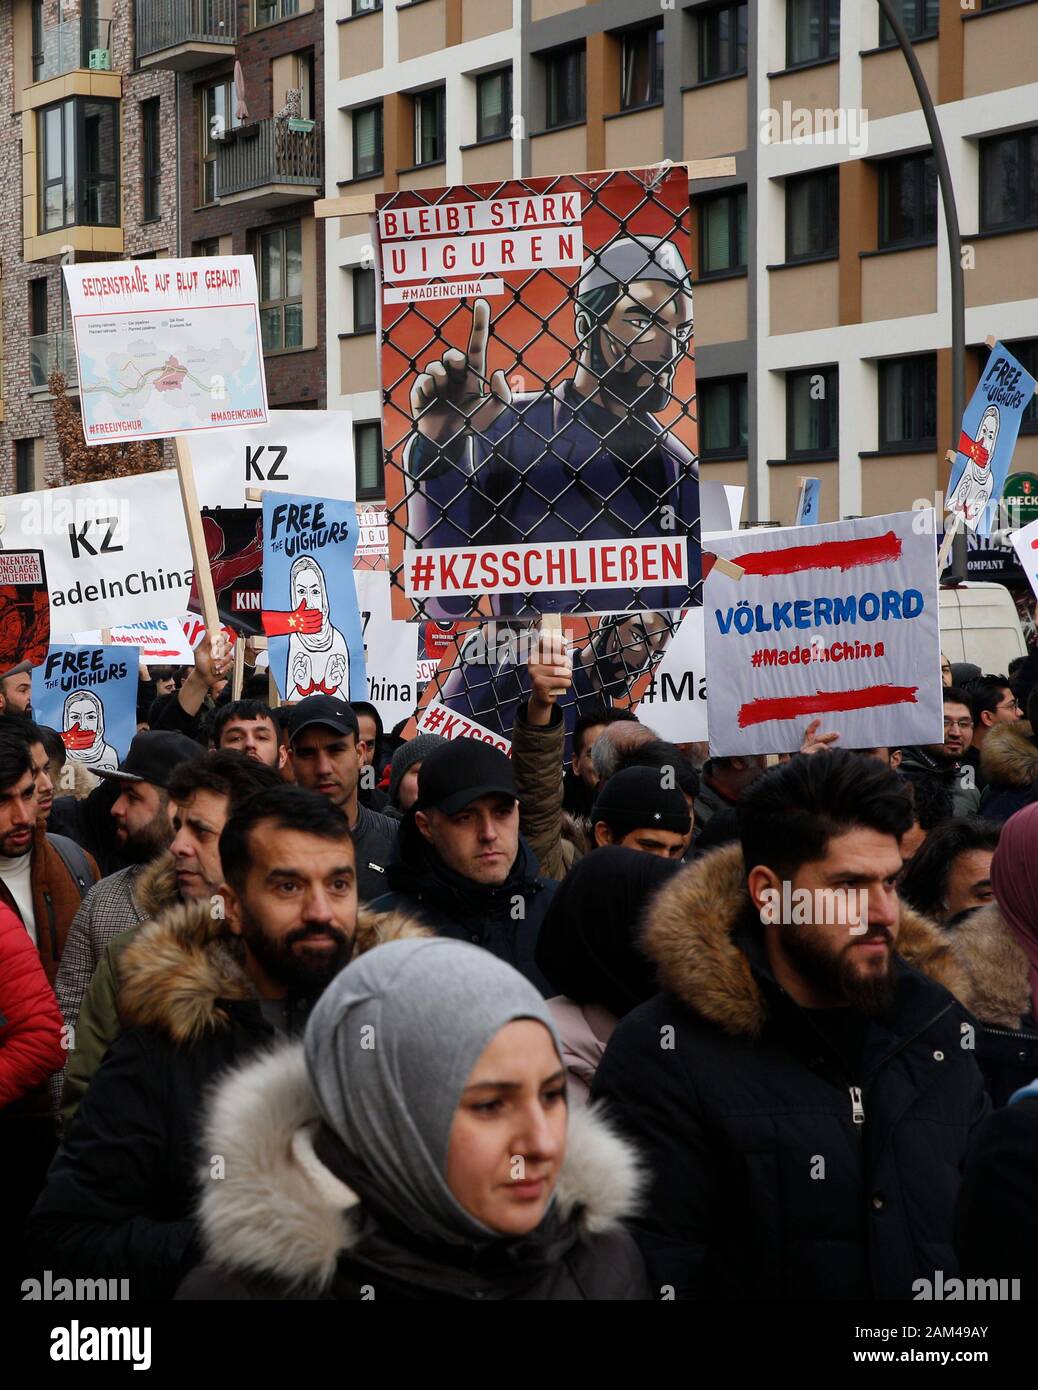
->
[592, 750, 989, 1299]
[53, 732, 206, 1044]
[56, 751, 282, 1128]
[403, 236, 699, 620]
[29, 785, 387, 1300]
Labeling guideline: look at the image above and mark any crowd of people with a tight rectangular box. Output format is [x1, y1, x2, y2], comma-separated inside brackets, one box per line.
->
[2, 630, 1038, 1302]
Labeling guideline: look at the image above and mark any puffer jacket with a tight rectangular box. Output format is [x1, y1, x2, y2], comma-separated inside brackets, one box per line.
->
[369, 813, 557, 995]
[176, 1044, 651, 1301]
[898, 746, 982, 817]
[28, 898, 432, 1300]
[0, 904, 66, 1110]
[511, 700, 589, 880]
[591, 844, 990, 1300]
[946, 902, 1038, 1107]
[978, 723, 1038, 822]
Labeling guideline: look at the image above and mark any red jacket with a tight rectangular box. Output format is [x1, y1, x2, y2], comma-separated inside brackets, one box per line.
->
[0, 904, 66, 1110]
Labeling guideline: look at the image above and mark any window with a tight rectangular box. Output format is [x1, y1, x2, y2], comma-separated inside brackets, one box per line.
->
[620, 25, 664, 110]
[201, 81, 243, 205]
[545, 45, 586, 129]
[38, 98, 119, 232]
[255, 0, 300, 24]
[31, 0, 44, 83]
[980, 128, 1038, 234]
[787, 367, 838, 458]
[878, 355, 937, 448]
[698, 188, 747, 276]
[787, 0, 840, 67]
[476, 69, 512, 142]
[194, 238, 221, 256]
[15, 441, 36, 494]
[29, 279, 48, 338]
[879, 0, 938, 44]
[699, 378, 748, 459]
[353, 267, 376, 333]
[353, 103, 383, 179]
[878, 152, 936, 248]
[414, 88, 445, 167]
[352, 0, 382, 11]
[141, 98, 161, 222]
[257, 223, 303, 352]
[698, 4, 748, 82]
[355, 422, 384, 500]
[785, 167, 839, 261]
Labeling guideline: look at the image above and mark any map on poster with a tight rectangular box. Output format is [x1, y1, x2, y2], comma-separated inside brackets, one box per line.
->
[63, 258, 267, 446]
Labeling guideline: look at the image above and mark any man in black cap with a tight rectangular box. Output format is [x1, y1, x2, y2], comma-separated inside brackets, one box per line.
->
[591, 765, 691, 860]
[53, 731, 207, 1046]
[368, 740, 556, 993]
[286, 695, 398, 902]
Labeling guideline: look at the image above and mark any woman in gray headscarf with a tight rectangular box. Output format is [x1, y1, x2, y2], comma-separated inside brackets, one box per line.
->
[178, 937, 649, 1300]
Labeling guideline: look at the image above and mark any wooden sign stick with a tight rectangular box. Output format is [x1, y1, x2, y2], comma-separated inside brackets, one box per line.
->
[232, 633, 245, 701]
[174, 436, 221, 640]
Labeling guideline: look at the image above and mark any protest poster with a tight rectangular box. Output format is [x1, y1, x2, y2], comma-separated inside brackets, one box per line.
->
[704, 510, 944, 756]
[73, 617, 196, 664]
[794, 477, 821, 526]
[378, 167, 701, 621]
[32, 645, 139, 772]
[354, 568, 419, 728]
[261, 494, 366, 703]
[634, 608, 708, 741]
[1009, 515, 1038, 600]
[187, 509, 265, 637]
[0, 550, 50, 672]
[0, 472, 193, 634]
[61, 258, 268, 447]
[416, 700, 512, 756]
[946, 343, 1038, 534]
[193, 410, 354, 509]
[414, 610, 678, 756]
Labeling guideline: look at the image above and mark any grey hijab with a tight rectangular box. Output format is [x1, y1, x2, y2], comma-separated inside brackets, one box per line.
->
[303, 936, 563, 1245]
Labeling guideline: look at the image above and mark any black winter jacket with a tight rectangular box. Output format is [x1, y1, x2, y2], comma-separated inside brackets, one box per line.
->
[956, 1091, 1038, 1293]
[368, 817, 556, 995]
[176, 1044, 651, 1301]
[591, 845, 990, 1300]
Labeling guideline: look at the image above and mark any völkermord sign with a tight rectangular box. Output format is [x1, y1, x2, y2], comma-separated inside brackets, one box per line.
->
[704, 510, 944, 756]
[62, 257, 268, 446]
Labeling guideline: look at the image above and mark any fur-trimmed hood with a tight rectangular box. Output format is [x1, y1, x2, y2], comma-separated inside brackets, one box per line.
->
[643, 844, 975, 1039]
[117, 900, 433, 1047]
[980, 723, 1038, 790]
[946, 902, 1031, 1030]
[194, 1043, 645, 1293]
[132, 851, 181, 920]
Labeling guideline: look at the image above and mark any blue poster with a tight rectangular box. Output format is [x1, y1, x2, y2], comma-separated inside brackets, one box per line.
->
[261, 493, 366, 703]
[794, 477, 821, 526]
[947, 343, 1038, 535]
[32, 645, 140, 772]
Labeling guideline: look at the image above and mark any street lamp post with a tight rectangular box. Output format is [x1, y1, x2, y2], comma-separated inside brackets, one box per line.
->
[873, 0, 967, 582]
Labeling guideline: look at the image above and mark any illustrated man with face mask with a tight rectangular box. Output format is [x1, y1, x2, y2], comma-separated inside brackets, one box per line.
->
[948, 404, 1000, 528]
[285, 557, 351, 701]
[403, 234, 700, 618]
[61, 690, 119, 773]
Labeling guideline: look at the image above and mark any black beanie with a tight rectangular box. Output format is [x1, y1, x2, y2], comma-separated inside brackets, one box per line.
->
[591, 765, 691, 838]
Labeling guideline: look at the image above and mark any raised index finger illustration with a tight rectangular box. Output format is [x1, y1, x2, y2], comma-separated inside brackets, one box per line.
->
[466, 299, 491, 383]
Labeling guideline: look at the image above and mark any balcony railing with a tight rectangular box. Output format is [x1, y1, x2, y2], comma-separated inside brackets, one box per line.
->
[135, 0, 237, 66]
[30, 331, 78, 391]
[216, 117, 323, 202]
[37, 16, 113, 80]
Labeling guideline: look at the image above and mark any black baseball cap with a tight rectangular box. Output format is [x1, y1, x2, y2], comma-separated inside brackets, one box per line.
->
[416, 740, 517, 816]
[95, 731, 207, 790]
[285, 696, 360, 744]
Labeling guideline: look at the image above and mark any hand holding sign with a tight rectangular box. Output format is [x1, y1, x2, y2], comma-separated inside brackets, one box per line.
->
[410, 300, 513, 444]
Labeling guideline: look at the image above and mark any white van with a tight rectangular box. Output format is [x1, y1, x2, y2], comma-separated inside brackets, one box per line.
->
[938, 582, 1028, 674]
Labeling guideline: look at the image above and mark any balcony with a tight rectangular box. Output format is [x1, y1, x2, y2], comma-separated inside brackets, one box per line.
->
[29, 331, 78, 392]
[36, 16, 114, 80]
[136, 0, 236, 71]
[215, 117, 323, 208]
